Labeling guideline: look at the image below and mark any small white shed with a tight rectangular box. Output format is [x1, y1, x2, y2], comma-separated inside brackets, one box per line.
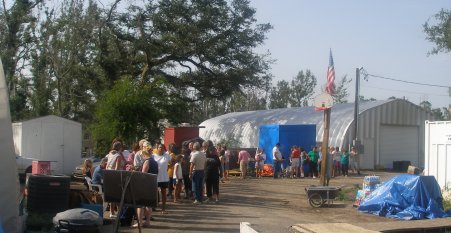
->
[12, 115, 82, 175]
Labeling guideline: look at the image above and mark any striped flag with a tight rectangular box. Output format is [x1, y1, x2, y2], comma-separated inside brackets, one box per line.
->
[325, 49, 335, 95]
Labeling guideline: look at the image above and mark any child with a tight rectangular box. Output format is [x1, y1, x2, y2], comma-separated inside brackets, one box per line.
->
[254, 148, 265, 178]
[341, 148, 349, 177]
[173, 155, 183, 203]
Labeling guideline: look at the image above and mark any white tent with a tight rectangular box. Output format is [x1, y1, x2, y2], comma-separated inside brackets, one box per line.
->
[0, 59, 19, 232]
[200, 99, 434, 169]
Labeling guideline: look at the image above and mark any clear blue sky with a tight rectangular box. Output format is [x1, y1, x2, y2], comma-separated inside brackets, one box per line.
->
[250, 0, 451, 109]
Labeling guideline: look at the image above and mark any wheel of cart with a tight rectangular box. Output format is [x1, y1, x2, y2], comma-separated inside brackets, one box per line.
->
[308, 193, 326, 208]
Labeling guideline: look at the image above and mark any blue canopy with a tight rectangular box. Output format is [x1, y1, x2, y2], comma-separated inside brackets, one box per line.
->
[358, 174, 451, 220]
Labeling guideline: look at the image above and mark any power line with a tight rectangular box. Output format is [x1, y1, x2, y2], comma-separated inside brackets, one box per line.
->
[361, 84, 450, 97]
[360, 69, 450, 89]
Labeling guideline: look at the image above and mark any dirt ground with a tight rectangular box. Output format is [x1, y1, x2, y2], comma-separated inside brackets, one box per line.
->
[116, 171, 402, 233]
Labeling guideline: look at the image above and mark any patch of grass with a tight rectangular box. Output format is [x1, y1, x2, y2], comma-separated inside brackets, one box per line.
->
[443, 192, 451, 211]
[336, 185, 360, 201]
[443, 198, 451, 211]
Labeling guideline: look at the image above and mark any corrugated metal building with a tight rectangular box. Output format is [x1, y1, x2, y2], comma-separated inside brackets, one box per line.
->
[199, 99, 435, 169]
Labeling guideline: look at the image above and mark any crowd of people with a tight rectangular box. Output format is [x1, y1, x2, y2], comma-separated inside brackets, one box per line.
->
[269, 143, 361, 179]
[81, 138, 231, 228]
[79, 138, 360, 229]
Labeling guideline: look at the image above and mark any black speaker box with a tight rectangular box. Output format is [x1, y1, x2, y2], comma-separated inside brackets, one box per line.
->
[103, 170, 158, 207]
[27, 174, 70, 214]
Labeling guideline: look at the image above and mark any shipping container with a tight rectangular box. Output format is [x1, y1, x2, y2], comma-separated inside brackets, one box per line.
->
[164, 127, 200, 150]
[424, 121, 451, 189]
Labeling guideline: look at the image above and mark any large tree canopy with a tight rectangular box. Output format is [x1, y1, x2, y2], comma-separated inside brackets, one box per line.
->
[102, 0, 272, 100]
[0, 0, 273, 149]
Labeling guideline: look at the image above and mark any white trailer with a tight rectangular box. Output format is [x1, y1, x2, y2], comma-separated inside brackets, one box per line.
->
[424, 120, 451, 189]
[12, 115, 82, 175]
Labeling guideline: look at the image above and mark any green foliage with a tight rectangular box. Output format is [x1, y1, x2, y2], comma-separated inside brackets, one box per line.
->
[424, 9, 451, 55]
[1, 0, 273, 132]
[332, 75, 352, 104]
[0, 0, 41, 121]
[90, 76, 187, 155]
[336, 185, 360, 201]
[106, 0, 273, 100]
[269, 80, 291, 109]
[359, 95, 377, 102]
[289, 70, 317, 107]
[216, 133, 242, 149]
[444, 198, 451, 211]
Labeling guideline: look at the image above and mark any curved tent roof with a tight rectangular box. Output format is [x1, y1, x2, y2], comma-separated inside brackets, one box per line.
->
[199, 100, 391, 148]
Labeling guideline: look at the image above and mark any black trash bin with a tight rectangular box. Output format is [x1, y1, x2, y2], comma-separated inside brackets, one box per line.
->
[53, 208, 102, 233]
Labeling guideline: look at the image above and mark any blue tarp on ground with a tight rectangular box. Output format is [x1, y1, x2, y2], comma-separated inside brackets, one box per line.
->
[358, 174, 451, 220]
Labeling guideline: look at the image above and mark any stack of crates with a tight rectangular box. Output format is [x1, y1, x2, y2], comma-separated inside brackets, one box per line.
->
[363, 175, 381, 192]
[354, 175, 381, 207]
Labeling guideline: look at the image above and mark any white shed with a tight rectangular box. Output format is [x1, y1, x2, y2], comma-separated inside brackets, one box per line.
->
[200, 99, 435, 170]
[12, 115, 82, 175]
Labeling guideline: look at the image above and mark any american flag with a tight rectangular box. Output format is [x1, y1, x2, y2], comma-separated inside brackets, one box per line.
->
[325, 49, 335, 95]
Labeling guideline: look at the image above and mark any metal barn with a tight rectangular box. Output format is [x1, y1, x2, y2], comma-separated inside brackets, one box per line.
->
[199, 99, 435, 169]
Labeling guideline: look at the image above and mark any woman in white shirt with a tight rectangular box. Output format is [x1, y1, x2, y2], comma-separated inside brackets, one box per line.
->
[153, 144, 172, 214]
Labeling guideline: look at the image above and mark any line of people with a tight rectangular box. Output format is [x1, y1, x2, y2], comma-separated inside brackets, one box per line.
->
[263, 143, 361, 179]
[87, 138, 231, 228]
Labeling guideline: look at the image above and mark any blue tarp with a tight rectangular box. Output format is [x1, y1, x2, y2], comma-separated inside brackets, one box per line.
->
[358, 174, 451, 220]
[259, 124, 316, 167]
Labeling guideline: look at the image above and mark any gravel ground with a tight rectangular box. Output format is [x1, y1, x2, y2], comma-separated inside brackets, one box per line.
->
[116, 171, 401, 233]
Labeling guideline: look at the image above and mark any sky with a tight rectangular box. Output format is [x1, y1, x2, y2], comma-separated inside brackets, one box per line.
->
[249, 0, 451, 109]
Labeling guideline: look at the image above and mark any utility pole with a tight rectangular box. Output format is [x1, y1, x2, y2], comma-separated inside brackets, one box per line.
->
[320, 108, 331, 186]
[353, 68, 360, 147]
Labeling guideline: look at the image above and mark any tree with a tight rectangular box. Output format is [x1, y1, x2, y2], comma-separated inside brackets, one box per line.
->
[90, 77, 188, 154]
[431, 108, 444, 120]
[424, 13, 451, 119]
[1, 0, 273, 152]
[269, 80, 291, 109]
[0, 0, 42, 121]
[359, 96, 377, 102]
[289, 70, 316, 107]
[103, 0, 272, 100]
[43, 0, 104, 122]
[331, 75, 351, 104]
[420, 100, 432, 112]
[443, 107, 451, 120]
[424, 9, 451, 55]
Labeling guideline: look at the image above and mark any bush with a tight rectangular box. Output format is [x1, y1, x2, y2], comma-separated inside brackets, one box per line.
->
[337, 185, 360, 201]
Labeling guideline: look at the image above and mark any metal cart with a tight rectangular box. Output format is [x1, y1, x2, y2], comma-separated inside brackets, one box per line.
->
[305, 186, 341, 208]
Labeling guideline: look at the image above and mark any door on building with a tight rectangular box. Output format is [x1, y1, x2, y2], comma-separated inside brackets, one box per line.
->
[379, 125, 419, 169]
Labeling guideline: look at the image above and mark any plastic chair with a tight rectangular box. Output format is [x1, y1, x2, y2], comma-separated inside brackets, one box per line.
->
[85, 177, 103, 195]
